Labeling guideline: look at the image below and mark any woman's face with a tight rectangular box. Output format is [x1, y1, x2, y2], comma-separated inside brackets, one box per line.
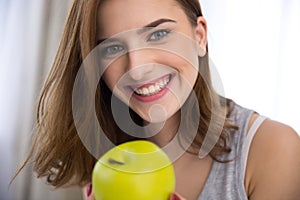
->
[97, 0, 207, 123]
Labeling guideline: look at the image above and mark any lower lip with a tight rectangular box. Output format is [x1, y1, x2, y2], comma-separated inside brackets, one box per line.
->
[131, 77, 172, 103]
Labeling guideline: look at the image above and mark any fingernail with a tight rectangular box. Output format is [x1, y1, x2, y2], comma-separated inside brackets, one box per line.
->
[87, 183, 92, 197]
[170, 193, 181, 200]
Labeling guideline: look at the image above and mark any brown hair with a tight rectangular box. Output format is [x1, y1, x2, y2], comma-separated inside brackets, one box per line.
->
[16, 0, 236, 188]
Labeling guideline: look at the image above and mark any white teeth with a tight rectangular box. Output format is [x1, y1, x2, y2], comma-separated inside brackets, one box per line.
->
[142, 88, 149, 94]
[154, 85, 160, 91]
[134, 75, 171, 96]
[149, 85, 155, 93]
[158, 81, 165, 87]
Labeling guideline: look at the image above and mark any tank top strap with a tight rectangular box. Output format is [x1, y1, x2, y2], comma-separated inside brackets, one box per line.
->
[241, 115, 267, 181]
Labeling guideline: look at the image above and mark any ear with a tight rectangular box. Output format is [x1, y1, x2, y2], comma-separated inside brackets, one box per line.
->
[194, 17, 207, 57]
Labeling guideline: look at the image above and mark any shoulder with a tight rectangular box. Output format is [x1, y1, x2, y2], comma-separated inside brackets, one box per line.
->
[245, 117, 300, 199]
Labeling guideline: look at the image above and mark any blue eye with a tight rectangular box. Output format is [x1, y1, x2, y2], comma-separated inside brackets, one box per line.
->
[148, 30, 170, 41]
[102, 45, 125, 57]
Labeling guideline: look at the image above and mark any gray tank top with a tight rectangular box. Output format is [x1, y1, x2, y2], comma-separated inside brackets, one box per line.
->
[198, 101, 266, 200]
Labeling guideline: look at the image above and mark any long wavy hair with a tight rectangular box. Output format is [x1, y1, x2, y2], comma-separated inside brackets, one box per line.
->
[16, 0, 236, 188]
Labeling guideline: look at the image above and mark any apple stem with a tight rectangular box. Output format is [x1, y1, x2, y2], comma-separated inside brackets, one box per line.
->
[108, 158, 125, 165]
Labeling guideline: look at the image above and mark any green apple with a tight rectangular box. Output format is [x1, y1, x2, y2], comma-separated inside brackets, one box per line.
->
[92, 140, 175, 200]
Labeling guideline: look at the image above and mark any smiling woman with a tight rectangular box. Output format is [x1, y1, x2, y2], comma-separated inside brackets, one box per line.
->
[14, 0, 300, 200]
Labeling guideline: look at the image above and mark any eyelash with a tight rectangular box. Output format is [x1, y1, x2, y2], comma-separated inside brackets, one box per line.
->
[101, 29, 171, 58]
[101, 44, 125, 57]
[147, 29, 171, 42]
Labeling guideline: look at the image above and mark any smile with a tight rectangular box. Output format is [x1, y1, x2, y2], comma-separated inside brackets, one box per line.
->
[128, 74, 172, 103]
[133, 75, 171, 96]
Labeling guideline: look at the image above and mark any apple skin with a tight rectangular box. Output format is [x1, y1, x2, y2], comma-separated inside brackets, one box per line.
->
[92, 140, 175, 200]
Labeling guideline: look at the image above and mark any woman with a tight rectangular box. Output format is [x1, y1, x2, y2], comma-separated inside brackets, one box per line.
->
[19, 0, 300, 199]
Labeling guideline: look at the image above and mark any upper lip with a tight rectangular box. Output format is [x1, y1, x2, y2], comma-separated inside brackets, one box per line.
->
[127, 74, 172, 91]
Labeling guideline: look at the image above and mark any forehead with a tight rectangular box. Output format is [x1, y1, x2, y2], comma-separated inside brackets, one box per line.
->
[97, 0, 187, 38]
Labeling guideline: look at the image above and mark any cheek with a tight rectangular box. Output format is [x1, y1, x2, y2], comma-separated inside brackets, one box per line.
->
[102, 59, 126, 91]
[158, 53, 198, 85]
[184, 63, 198, 86]
[102, 70, 115, 91]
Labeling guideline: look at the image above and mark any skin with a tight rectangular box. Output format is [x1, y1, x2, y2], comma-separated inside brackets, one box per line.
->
[97, 0, 206, 124]
[245, 115, 300, 200]
[83, 0, 300, 199]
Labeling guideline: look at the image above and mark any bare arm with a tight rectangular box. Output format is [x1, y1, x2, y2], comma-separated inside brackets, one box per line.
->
[245, 119, 300, 200]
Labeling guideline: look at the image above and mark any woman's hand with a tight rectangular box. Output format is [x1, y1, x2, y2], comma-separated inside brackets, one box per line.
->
[82, 183, 186, 200]
[82, 183, 95, 200]
[169, 193, 186, 200]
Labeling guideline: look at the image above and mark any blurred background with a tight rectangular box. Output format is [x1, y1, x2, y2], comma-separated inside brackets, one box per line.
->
[0, 0, 299, 199]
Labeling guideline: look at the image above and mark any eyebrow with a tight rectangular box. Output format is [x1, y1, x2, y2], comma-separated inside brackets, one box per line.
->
[137, 18, 177, 34]
[97, 37, 119, 46]
[96, 18, 177, 45]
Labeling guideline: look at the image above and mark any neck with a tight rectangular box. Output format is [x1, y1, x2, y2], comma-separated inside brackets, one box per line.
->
[146, 110, 181, 147]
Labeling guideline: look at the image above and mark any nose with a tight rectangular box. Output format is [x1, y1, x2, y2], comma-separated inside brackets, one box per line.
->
[127, 50, 153, 81]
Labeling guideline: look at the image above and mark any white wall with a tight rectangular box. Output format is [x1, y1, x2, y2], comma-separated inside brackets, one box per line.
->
[201, 0, 300, 134]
